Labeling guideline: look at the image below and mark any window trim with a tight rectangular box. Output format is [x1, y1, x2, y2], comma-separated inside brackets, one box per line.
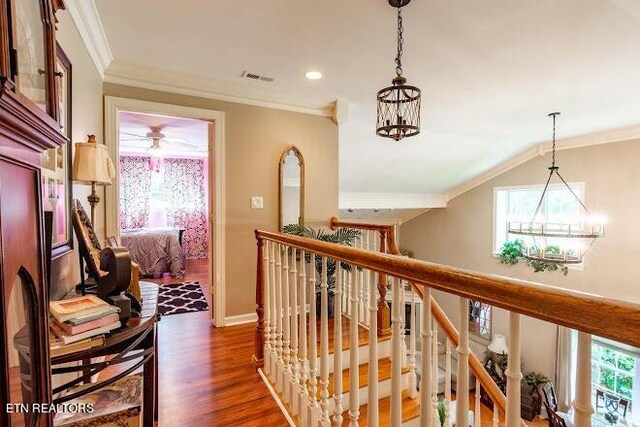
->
[492, 182, 586, 270]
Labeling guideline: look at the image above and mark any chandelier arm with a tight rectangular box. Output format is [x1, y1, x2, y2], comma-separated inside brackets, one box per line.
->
[554, 169, 590, 212]
[529, 169, 555, 224]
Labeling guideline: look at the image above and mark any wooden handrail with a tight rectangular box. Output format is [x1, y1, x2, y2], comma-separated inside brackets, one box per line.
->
[255, 229, 640, 350]
[332, 217, 524, 425]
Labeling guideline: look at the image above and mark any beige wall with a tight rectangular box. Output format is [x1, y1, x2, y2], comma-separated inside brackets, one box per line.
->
[49, 11, 105, 300]
[103, 83, 339, 317]
[401, 139, 640, 376]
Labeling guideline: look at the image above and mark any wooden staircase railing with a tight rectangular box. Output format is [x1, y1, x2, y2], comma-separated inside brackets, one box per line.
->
[253, 222, 640, 426]
[331, 217, 525, 426]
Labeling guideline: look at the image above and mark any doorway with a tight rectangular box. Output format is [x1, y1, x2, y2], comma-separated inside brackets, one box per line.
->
[104, 97, 226, 326]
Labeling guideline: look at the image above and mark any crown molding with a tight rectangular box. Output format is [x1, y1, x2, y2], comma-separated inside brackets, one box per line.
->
[339, 192, 447, 209]
[63, 0, 113, 78]
[445, 123, 640, 202]
[104, 62, 336, 117]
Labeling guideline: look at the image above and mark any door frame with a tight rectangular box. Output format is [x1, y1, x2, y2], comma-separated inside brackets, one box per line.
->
[104, 96, 226, 326]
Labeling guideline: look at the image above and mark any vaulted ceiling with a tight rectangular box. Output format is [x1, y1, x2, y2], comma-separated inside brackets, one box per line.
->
[89, 0, 640, 208]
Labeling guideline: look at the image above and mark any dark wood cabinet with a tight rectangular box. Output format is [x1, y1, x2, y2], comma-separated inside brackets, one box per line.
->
[0, 1, 67, 426]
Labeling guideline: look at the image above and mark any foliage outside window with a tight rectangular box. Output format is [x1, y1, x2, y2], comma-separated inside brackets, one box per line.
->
[591, 340, 640, 421]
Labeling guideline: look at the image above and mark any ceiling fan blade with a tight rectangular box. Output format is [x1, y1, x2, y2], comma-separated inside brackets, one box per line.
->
[167, 140, 200, 149]
[121, 132, 149, 139]
[120, 137, 149, 142]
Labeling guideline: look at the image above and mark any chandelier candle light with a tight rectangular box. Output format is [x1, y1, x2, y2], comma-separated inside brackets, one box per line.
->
[507, 113, 605, 264]
[376, 0, 421, 142]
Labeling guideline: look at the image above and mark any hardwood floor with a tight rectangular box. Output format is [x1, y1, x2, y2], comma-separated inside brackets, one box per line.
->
[155, 315, 285, 426]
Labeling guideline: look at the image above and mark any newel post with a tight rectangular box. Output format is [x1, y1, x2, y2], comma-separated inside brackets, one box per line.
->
[377, 230, 392, 338]
[252, 232, 265, 368]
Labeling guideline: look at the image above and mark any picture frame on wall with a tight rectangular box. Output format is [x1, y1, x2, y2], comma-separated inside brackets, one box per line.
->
[41, 43, 73, 259]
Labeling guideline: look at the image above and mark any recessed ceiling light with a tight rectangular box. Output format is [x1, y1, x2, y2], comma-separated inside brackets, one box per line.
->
[305, 71, 323, 80]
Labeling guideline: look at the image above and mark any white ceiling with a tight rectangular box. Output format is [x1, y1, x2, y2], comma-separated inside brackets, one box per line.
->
[94, 0, 640, 198]
[119, 111, 209, 157]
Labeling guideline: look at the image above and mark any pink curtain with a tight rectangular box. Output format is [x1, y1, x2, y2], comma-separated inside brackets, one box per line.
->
[119, 156, 151, 229]
[164, 158, 209, 259]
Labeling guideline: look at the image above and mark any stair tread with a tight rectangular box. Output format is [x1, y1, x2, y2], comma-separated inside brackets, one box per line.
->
[325, 357, 411, 397]
[311, 315, 390, 355]
[341, 389, 419, 425]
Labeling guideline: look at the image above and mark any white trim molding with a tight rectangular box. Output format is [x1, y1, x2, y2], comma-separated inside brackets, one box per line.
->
[104, 96, 227, 327]
[224, 313, 259, 327]
[63, 0, 113, 78]
[339, 192, 447, 210]
[104, 61, 335, 117]
[445, 123, 640, 203]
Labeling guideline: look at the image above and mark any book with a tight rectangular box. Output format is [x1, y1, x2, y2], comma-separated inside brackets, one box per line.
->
[50, 295, 113, 323]
[51, 320, 121, 345]
[66, 306, 120, 326]
[49, 335, 105, 358]
[56, 313, 120, 336]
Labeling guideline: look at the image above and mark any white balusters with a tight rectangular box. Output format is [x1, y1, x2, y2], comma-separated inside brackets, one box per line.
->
[348, 269, 360, 426]
[333, 261, 344, 425]
[444, 339, 452, 427]
[263, 240, 271, 377]
[432, 320, 438, 410]
[276, 244, 285, 393]
[320, 257, 331, 426]
[474, 377, 481, 427]
[291, 248, 301, 414]
[269, 242, 278, 380]
[299, 250, 309, 426]
[421, 288, 433, 427]
[358, 237, 365, 325]
[506, 312, 522, 426]
[408, 288, 418, 399]
[574, 332, 594, 427]
[367, 270, 379, 425]
[391, 277, 403, 426]
[456, 297, 470, 427]
[283, 245, 292, 401]
[308, 253, 320, 426]
[493, 405, 499, 427]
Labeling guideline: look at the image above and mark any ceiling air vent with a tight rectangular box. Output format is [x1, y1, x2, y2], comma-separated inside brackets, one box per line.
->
[241, 71, 275, 83]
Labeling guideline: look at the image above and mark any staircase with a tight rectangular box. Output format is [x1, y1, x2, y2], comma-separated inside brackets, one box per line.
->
[252, 219, 640, 427]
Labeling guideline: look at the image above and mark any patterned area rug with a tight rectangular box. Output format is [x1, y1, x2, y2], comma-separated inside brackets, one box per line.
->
[158, 282, 209, 316]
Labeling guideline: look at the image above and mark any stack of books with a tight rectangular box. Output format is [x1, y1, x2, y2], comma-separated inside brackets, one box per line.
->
[49, 295, 121, 357]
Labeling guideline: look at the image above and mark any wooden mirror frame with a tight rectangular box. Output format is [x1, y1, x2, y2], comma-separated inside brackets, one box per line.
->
[278, 145, 305, 230]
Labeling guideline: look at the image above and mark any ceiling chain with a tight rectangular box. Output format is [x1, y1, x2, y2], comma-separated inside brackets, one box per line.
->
[395, 6, 404, 76]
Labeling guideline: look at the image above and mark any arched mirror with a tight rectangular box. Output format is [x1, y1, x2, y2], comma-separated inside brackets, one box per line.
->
[279, 146, 305, 230]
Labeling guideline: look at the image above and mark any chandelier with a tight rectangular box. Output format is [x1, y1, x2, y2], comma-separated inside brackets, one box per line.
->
[507, 113, 604, 264]
[376, 0, 421, 142]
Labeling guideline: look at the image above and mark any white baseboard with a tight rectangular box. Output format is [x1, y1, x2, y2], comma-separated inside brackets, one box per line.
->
[224, 312, 258, 326]
[257, 368, 296, 426]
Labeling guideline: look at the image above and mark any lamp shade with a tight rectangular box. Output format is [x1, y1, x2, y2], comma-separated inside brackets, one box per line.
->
[488, 334, 509, 355]
[72, 135, 115, 185]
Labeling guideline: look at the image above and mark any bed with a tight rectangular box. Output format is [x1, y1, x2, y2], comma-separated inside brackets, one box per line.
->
[120, 227, 186, 278]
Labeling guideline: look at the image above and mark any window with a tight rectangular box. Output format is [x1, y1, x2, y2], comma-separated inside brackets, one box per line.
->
[493, 183, 585, 254]
[591, 339, 640, 422]
[469, 300, 491, 340]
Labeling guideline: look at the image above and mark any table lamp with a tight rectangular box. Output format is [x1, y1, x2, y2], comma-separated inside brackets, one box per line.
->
[72, 135, 115, 226]
[488, 334, 509, 355]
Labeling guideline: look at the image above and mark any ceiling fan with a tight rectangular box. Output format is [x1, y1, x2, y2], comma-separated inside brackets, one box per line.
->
[120, 126, 199, 153]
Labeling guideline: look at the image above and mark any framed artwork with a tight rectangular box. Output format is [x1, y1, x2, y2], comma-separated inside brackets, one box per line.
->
[41, 43, 73, 258]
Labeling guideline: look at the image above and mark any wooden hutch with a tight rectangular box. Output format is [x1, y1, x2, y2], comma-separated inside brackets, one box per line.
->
[0, 0, 67, 426]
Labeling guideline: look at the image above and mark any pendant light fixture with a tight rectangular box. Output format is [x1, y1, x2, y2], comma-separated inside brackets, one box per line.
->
[507, 112, 605, 264]
[376, 0, 421, 142]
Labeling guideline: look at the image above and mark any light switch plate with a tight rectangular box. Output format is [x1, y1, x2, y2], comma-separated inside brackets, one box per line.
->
[251, 196, 264, 209]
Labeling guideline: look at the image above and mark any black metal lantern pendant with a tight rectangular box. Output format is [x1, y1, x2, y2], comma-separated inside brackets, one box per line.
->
[376, 0, 421, 142]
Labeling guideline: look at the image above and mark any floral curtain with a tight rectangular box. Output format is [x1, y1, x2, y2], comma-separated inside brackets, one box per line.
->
[164, 158, 209, 259]
[119, 156, 152, 229]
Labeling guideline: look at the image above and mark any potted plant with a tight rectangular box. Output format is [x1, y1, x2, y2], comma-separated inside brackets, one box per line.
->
[498, 239, 569, 275]
[524, 371, 549, 417]
[437, 397, 447, 427]
[282, 224, 361, 318]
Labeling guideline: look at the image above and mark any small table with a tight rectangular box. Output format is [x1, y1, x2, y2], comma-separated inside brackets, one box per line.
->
[16, 282, 160, 426]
